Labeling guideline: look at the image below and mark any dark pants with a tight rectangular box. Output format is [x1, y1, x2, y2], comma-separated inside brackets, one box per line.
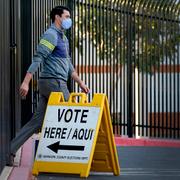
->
[11, 79, 70, 154]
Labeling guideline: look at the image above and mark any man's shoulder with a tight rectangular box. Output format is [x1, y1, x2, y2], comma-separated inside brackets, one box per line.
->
[41, 27, 58, 44]
[44, 27, 58, 38]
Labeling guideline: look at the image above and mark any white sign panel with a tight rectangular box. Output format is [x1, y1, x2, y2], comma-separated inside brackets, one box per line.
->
[35, 106, 101, 163]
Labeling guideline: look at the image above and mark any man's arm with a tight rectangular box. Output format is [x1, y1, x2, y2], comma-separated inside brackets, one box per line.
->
[19, 72, 32, 97]
[19, 31, 57, 98]
[71, 71, 90, 94]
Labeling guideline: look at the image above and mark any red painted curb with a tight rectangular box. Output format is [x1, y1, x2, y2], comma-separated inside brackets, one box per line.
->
[115, 136, 180, 148]
[20, 137, 34, 167]
[8, 167, 31, 180]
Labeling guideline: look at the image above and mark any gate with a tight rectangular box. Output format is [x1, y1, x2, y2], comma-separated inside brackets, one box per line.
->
[31, 0, 180, 139]
[69, 0, 180, 138]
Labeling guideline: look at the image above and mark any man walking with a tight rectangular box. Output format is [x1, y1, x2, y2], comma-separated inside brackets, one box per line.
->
[10, 6, 89, 162]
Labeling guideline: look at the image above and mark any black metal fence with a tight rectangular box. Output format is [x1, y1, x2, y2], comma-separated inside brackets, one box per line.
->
[31, 0, 180, 139]
[1, 0, 180, 173]
[69, 0, 180, 138]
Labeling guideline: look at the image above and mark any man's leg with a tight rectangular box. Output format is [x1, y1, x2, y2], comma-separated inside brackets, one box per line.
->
[11, 95, 47, 155]
[11, 79, 70, 155]
[58, 80, 70, 101]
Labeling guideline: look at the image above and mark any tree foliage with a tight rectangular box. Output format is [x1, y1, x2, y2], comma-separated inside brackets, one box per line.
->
[74, 0, 180, 73]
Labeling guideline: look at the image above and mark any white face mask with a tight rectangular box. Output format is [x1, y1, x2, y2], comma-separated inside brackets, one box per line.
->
[61, 18, 72, 30]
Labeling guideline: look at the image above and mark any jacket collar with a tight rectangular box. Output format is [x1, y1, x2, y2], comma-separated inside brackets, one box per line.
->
[51, 23, 64, 34]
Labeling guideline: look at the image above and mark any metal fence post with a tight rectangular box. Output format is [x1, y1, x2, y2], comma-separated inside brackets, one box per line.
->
[126, 1, 136, 138]
[0, 0, 11, 172]
[67, 0, 74, 93]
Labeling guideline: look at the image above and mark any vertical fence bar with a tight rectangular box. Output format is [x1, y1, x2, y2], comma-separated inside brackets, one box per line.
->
[95, 0, 98, 95]
[153, 3, 157, 138]
[174, 8, 177, 138]
[105, 1, 108, 108]
[149, 2, 153, 137]
[80, 0, 84, 93]
[165, 2, 168, 138]
[0, 0, 11, 171]
[135, 0, 140, 137]
[119, 0, 124, 135]
[114, 0, 118, 134]
[177, 8, 180, 138]
[139, 0, 146, 137]
[112, 0, 115, 132]
[159, 0, 163, 138]
[92, 0, 95, 97]
[161, 1, 165, 138]
[169, 3, 172, 138]
[122, 2, 128, 135]
[99, 0, 101, 92]
[157, 0, 162, 138]
[88, 0, 91, 97]
[102, 2, 105, 103]
[85, 0, 88, 97]
[172, 1, 175, 138]
[173, 0, 177, 138]
[117, 0, 121, 135]
[77, 0, 80, 92]
[126, 0, 133, 137]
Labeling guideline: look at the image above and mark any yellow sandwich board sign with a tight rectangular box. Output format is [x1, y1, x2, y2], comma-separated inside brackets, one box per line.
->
[32, 92, 120, 178]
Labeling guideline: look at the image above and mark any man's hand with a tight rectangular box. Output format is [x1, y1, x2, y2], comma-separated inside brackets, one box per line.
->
[20, 82, 29, 97]
[79, 82, 90, 94]
[19, 72, 32, 98]
[71, 71, 90, 94]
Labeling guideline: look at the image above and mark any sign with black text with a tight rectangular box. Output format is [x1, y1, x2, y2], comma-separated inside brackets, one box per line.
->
[32, 92, 120, 177]
[36, 106, 100, 163]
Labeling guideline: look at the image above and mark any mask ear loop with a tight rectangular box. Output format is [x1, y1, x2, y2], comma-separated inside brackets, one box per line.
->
[55, 15, 62, 26]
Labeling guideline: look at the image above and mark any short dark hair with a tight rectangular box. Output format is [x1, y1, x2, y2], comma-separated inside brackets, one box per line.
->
[50, 6, 71, 22]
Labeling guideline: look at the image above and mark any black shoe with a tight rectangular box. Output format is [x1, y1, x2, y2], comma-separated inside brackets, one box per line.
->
[6, 154, 15, 166]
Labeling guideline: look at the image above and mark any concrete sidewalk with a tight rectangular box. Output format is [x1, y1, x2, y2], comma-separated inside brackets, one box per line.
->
[1, 136, 180, 180]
